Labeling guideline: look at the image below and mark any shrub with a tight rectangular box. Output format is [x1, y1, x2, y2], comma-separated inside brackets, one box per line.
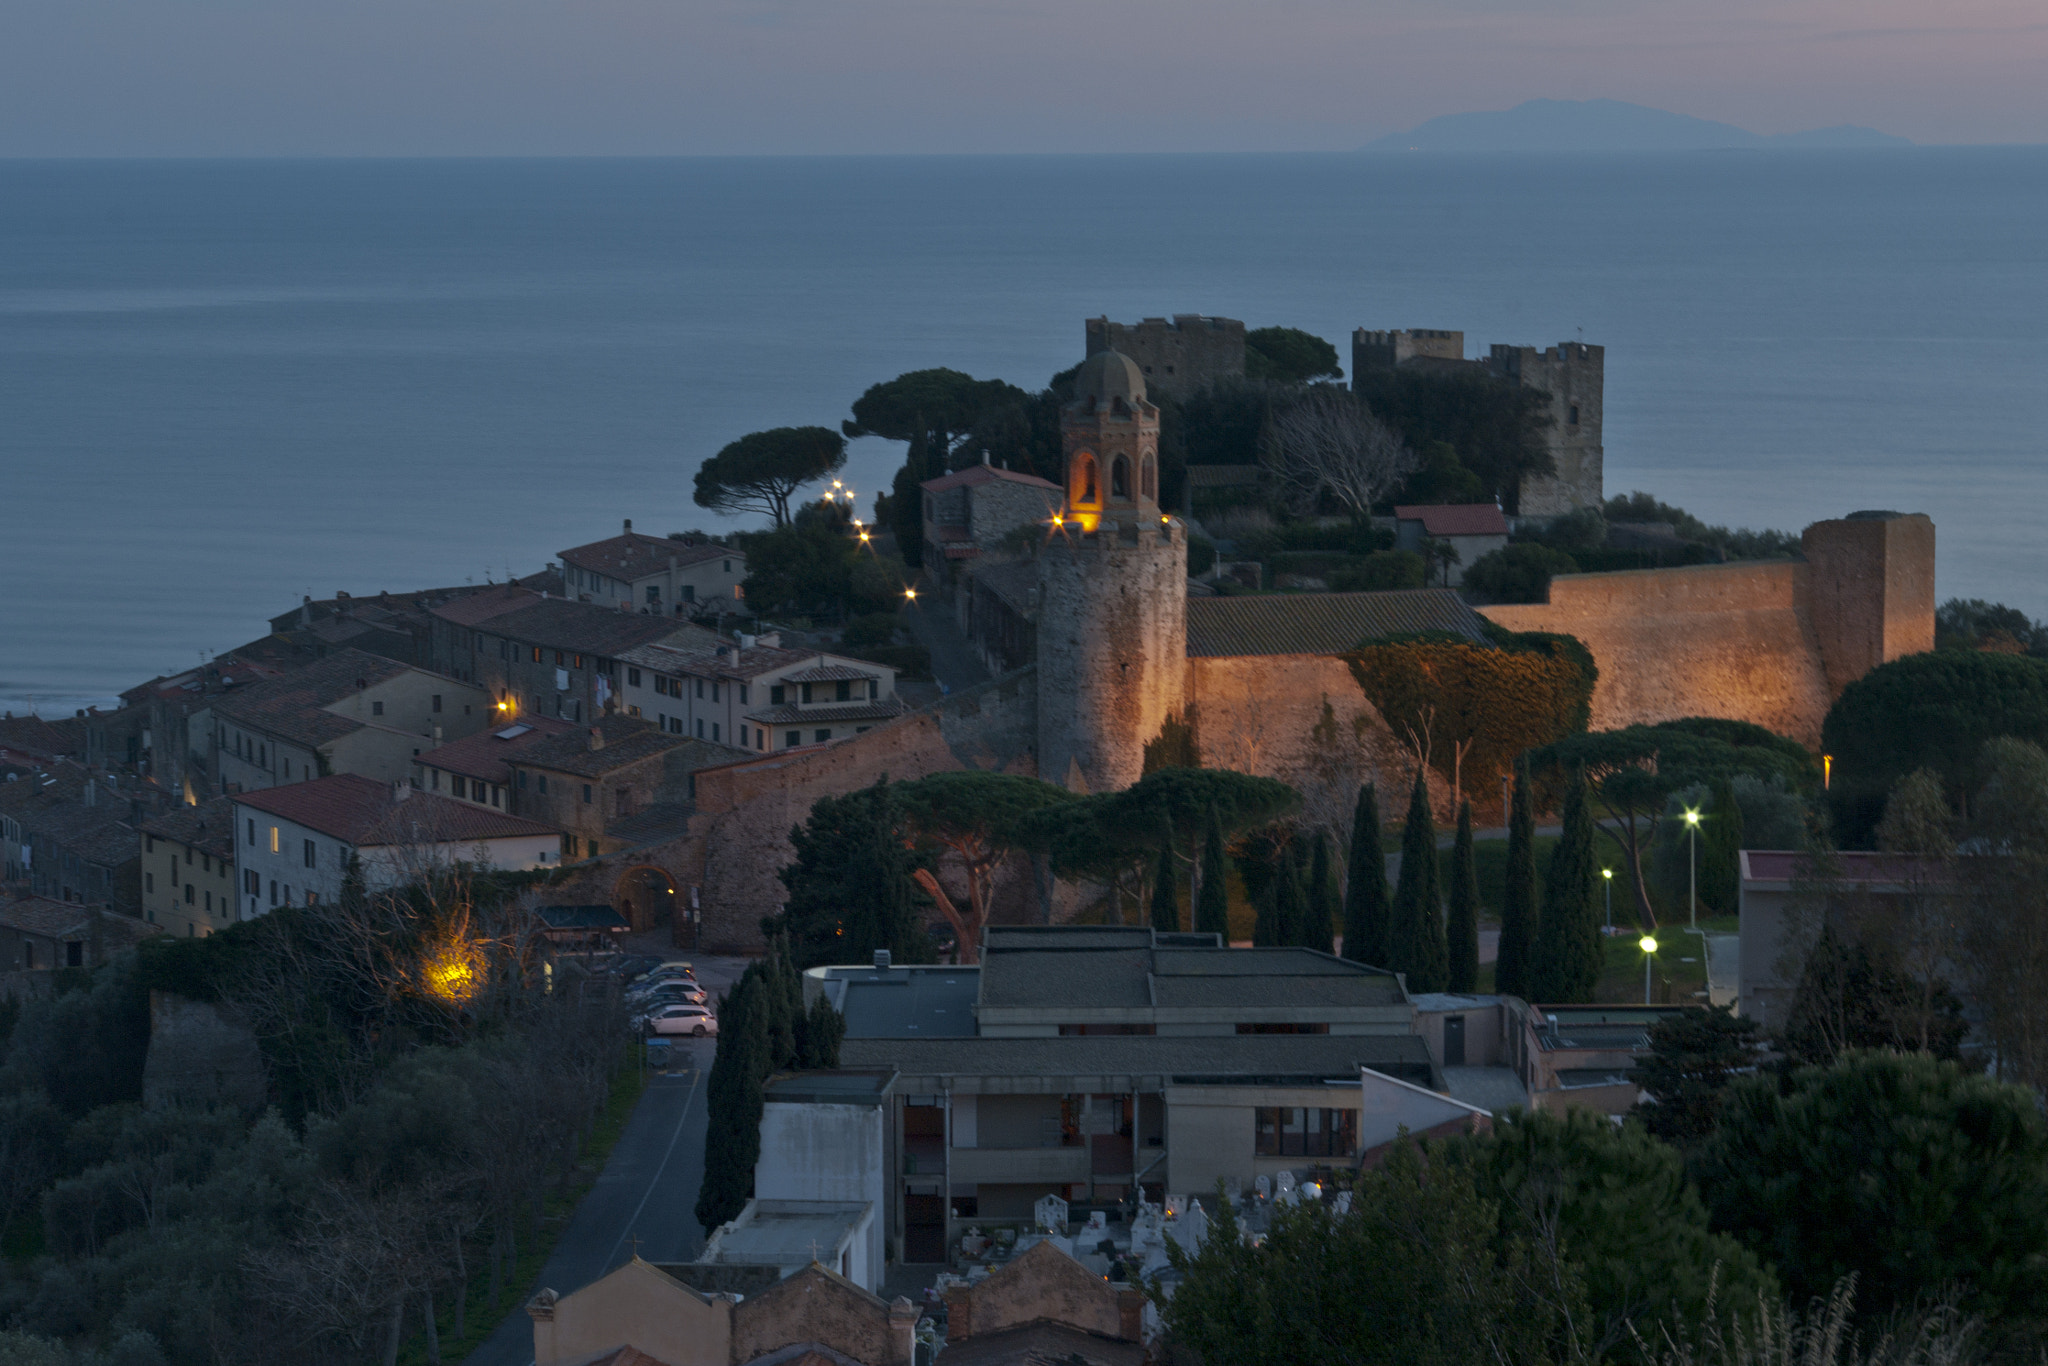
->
[1459, 542, 1580, 604]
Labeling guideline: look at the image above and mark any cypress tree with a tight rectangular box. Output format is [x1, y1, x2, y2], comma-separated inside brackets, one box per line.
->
[1388, 770, 1448, 992]
[695, 974, 767, 1232]
[1446, 801, 1481, 993]
[1195, 805, 1230, 940]
[1494, 759, 1539, 1000]
[1245, 835, 1282, 947]
[801, 992, 845, 1068]
[1273, 840, 1306, 950]
[1304, 831, 1336, 953]
[1700, 777, 1744, 915]
[1532, 767, 1602, 1003]
[1151, 812, 1181, 933]
[1342, 783, 1391, 966]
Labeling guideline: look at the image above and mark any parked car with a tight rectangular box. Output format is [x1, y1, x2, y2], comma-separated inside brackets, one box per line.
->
[631, 983, 709, 1007]
[642, 1003, 718, 1037]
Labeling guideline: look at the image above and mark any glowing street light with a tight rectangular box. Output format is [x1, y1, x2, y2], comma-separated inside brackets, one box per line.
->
[1639, 934, 1659, 1005]
[1601, 867, 1613, 933]
[904, 586, 918, 604]
[1683, 807, 1701, 930]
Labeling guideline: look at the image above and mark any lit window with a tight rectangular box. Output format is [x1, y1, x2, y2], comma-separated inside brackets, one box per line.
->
[269, 827, 279, 853]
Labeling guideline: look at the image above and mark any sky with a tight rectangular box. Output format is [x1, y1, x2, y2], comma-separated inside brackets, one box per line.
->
[4, 0, 2046, 155]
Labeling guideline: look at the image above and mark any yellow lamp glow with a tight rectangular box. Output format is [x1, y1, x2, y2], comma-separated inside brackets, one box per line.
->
[1683, 808, 1700, 827]
[1602, 868, 1612, 880]
[1639, 935, 1658, 955]
[423, 942, 485, 1006]
[904, 587, 918, 602]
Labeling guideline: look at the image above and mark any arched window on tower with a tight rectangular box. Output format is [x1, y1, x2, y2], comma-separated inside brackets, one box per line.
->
[1140, 454, 1156, 500]
[1074, 452, 1098, 505]
[1111, 457, 1130, 500]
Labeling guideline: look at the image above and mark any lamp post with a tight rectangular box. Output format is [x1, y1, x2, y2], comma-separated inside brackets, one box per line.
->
[1683, 807, 1701, 931]
[1602, 868, 1613, 934]
[1639, 934, 1658, 1005]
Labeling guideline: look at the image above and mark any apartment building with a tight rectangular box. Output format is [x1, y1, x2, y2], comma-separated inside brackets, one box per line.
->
[557, 522, 746, 614]
[616, 635, 905, 754]
[429, 591, 711, 725]
[138, 797, 238, 937]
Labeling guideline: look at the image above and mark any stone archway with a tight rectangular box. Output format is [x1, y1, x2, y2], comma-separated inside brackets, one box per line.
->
[613, 865, 678, 936]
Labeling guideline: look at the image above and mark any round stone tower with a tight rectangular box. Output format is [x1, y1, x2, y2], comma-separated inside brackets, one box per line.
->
[1035, 350, 1187, 793]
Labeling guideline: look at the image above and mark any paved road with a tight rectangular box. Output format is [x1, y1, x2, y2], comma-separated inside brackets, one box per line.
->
[464, 955, 747, 1366]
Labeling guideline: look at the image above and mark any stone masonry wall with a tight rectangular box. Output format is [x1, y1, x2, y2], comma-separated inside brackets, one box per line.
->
[1085, 315, 1246, 397]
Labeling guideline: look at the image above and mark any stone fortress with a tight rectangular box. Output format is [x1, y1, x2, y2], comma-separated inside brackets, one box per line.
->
[631, 319, 1934, 951]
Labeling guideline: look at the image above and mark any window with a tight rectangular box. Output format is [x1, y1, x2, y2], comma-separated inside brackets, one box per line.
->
[517, 770, 528, 789]
[574, 655, 585, 669]
[145, 836, 155, 854]
[185, 883, 195, 905]
[201, 854, 209, 872]
[532, 646, 542, 663]
[67, 942, 83, 969]
[247, 819, 256, 846]
[683, 584, 696, 603]
[835, 681, 851, 702]
[1236, 1022, 1330, 1035]
[303, 839, 316, 868]
[869, 680, 878, 700]
[770, 685, 785, 705]
[432, 694, 442, 713]
[801, 683, 814, 704]
[145, 872, 154, 893]
[1253, 1108, 1358, 1157]
[555, 651, 565, 666]
[723, 559, 732, 572]
[1568, 403, 1581, 426]
[814, 729, 830, 744]
[244, 870, 258, 895]
[739, 725, 749, 747]
[711, 682, 720, 702]
[582, 784, 593, 804]
[491, 787, 501, 808]
[695, 679, 704, 699]
[537, 775, 548, 794]
[1111, 456, 1130, 500]
[739, 684, 749, 704]
[1140, 454, 1156, 500]
[269, 826, 280, 854]
[785, 731, 799, 748]
[646, 585, 660, 604]
[696, 719, 704, 738]
[269, 880, 279, 907]
[712, 723, 720, 742]
[371, 700, 384, 716]
[627, 668, 641, 687]
[615, 788, 633, 816]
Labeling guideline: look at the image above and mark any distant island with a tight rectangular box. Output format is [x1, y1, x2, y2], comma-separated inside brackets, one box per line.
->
[1360, 98, 1911, 153]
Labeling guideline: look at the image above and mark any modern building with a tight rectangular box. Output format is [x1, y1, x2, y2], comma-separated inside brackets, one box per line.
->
[138, 796, 238, 937]
[231, 774, 560, 917]
[210, 648, 494, 792]
[1392, 503, 1511, 586]
[557, 522, 746, 615]
[694, 1199, 878, 1294]
[782, 927, 1433, 1264]
[614, 637, 905, 755]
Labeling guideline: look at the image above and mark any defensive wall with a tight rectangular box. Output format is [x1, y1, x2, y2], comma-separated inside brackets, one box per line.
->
[1481, 514, 1934, 745]
[1084, 315, 1245, 397]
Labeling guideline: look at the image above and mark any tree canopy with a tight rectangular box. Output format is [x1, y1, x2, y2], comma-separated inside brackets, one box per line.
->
[739, 503, 907, 621]
[1355, 366, 1554, 513]
[892, 771, 1077, 963]
[773, 780, 935, 969]
[693, 426, 847, 527]
[1244, 326, 1343, 384]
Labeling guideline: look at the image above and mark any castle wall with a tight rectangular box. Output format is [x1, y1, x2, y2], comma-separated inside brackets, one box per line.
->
[1479, 561, 1837, 744]
[1488, 342, 1604, 517]
[1035, 525, 1187, 793]
[1801, 514, 1936, 695]
[1085, 315, 1245, 396]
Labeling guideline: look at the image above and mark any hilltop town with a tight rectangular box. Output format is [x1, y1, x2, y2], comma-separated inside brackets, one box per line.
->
[6, 315, 2048, 1365]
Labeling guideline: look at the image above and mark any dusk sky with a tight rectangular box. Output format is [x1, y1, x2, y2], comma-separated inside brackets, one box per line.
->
[5, 0, 2046, 156]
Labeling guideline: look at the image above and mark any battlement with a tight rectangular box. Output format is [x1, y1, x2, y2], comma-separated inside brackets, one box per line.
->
[1084, 315, 1245, 396]
[1352, 328, 1467, 370]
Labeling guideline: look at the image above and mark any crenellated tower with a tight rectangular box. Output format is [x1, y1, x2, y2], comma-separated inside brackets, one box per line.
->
[1034, 350, 1187, 793]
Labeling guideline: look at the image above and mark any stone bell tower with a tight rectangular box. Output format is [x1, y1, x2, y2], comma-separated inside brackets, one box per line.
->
[1034, 350, 1187, 793]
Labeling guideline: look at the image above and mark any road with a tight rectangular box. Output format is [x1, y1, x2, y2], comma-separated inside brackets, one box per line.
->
[463, 956, 744, 1366]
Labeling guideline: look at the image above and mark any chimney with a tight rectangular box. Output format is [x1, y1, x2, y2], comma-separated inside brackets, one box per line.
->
[873, 948, 891, 971]
[589, 728, 604, 752]
[623, 518, 633, 534]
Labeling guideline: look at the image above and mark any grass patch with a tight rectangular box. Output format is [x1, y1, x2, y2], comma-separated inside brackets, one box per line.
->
[397, 1052, 653, 1365]
[1476, 914, 1738, 1003]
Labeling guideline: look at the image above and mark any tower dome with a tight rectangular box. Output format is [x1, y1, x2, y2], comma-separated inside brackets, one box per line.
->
[1073, 349, 1147, 407]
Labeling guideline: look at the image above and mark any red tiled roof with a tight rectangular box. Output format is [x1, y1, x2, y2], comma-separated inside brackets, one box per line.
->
[234, 774, 557, 846]
[920, 465, 1061, 494]
[430, 585, 547, 628]
[1394, 503, 1509, 537]
[618, 638, 813, 683]
[782, 664, 884, 683]
[210, 649, 422, 749]
[417, 717, 579, 785]
[559, 532, 737, 582]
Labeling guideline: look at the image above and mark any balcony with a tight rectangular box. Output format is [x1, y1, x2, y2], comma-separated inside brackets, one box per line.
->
[945, 1146, 1091, 1187]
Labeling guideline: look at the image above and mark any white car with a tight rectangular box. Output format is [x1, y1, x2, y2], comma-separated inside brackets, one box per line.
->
[644, 1003, 718, 1037]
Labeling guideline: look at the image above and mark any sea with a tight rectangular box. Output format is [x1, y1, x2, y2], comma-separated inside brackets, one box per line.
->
[3, 150, 2045, 714]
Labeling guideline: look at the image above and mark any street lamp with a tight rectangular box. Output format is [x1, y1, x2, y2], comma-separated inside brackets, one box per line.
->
[1601, 868, 1613, 933]
[1639, 934, 1659, 1005]
[1683, 807, 1701, 930]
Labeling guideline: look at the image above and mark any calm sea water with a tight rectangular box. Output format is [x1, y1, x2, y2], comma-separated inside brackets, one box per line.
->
[3, 152, 2045, 712]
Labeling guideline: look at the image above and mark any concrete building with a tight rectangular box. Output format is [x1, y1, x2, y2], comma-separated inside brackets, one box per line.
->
[615, 637, 905, 755]
[138, 797, 238, 937]
[1352, 327, 1605, 516]
[694, 1200, 878, 1294]
[1084, 315, 1246, 398]
[558, 523, 746, 615]
[429, 590, 714, 725]
[782, 927, 1431, 1265]
[210, 648, 494, 793]
[231, 774, 559, 918]
[1393, 503, 1511, 586]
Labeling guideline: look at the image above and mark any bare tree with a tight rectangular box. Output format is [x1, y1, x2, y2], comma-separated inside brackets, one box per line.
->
[1260, 386, 1419, 517]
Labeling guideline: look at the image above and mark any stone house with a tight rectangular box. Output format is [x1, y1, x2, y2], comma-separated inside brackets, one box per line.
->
[559, 522, 746, 615]
[1393, 502, 1510, 586]
[918, 464, 1063, 592]
[0, 895, 160, 973]
[429, 591, 711, 726]
[138, 796, 238, 937]
[0, 772, 148, 915]
[527, 1257, 918, 1366]
[502, 715, 746, 861]
[938, 1239, 1146, 1366]
[614, 638, 904, 756]
[210, 648, 494, 793]
[414, 715, 580, 815]
[230, 774, 560, 918]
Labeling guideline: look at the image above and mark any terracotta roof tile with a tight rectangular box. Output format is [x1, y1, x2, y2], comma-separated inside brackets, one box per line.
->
[1394, 503, 1509, 537]
[558, 532, 737, 582]
[429, 585, 546, 628]
[210, 649, 420, 748]
[416, 717, 580, 785]
[919, 464, 1061, 494]
[747, 700, 910, 726]
[234, 774, 557, 845]
[1184, 588, 1491, 657]
[447, 599, 707, 657]
[617, 638, 810, 683]
[509, 716, 741, 779]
